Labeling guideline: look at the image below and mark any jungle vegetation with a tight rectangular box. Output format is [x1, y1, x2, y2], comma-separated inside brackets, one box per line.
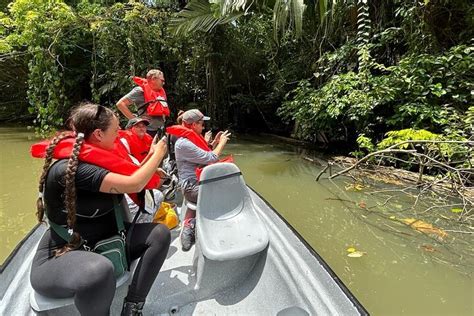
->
[1, 0, 472, 151]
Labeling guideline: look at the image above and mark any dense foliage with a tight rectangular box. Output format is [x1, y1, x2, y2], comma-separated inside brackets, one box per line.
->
[278, 0, 473, 149]
[1, 0, 472, 151]
[279, 45, 473, 144]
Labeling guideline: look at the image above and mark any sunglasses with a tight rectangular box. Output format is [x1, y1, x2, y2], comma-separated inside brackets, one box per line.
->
[152, 77, 165, 84]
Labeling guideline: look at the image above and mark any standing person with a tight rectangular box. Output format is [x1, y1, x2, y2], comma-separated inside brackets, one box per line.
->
[116, 69, 170, 137]
[30, 103, 170, 316]
[166, 109, 231, 251]
[119, 117, 153, 163]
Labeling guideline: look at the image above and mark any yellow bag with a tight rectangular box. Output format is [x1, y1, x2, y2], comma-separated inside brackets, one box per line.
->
[153, 202, 179, 230]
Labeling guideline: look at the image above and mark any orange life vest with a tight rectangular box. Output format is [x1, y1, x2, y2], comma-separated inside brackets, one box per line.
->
[166, 125, 210, 151]
[133, 77, 170, 117]
[30, 133, 160, 190]
[118, 130, 152, 162]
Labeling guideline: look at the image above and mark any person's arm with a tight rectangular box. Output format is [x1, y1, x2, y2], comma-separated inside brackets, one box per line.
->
[116, 87, 145, 119]
[212, 130, 231, 157]
[99, 138, 167, 194]
[177, 138, 219, 164]
[116, 97, 135, 119]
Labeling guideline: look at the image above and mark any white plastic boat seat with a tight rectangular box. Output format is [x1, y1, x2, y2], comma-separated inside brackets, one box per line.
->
[30, 259, 139, 312]
[196, 163, 269, 261]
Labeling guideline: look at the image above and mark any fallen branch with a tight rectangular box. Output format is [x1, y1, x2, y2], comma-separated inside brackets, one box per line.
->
[329, 149, 416, 179]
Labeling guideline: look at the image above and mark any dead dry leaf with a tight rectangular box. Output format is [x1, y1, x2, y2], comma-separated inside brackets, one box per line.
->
[347, 251, 366, 258]
[421, 244, 437, 253]
[345, 183, 365, 191]
[402, 218, 448, 239]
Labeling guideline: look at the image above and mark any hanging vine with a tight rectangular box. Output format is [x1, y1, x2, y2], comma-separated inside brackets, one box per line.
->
[356, 0, 371, 74]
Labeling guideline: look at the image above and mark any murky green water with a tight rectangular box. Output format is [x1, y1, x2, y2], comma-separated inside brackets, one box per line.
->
[1, 127, 472, 315]
[228, 138, 472, 316]
[0, 127, 43, 266]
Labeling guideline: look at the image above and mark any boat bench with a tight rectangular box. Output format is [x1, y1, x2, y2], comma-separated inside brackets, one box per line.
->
[194, 163, 269, 294]
[30, 259, 138, 312]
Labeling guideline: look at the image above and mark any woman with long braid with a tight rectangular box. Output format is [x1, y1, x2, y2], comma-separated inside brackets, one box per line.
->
[30, 103, 170, 316]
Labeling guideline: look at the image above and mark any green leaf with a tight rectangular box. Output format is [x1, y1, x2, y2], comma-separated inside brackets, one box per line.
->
[169, 0, 243, 36]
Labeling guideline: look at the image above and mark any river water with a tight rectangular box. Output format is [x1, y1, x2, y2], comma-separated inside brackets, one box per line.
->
[0, 127, 472, 315]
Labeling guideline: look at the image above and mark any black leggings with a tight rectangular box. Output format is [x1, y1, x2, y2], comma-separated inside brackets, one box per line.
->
[30, 223, 170, 316]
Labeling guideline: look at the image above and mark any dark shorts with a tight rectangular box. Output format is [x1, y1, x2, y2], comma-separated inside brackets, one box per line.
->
[182, 183, 198, 204]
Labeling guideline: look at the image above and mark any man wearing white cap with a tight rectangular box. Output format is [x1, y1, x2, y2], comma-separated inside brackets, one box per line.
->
[167, 109, 231, 251]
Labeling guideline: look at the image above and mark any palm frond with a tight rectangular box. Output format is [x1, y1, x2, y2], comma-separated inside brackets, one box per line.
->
[273, 0, 306, 42]
[169, 0, 243, 36]
[219, 0, 249, 15]
[171, 0, 338, 42]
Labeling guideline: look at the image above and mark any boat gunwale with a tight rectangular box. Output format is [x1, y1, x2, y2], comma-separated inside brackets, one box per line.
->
[0, 223, 41, 273]
[248, 185, 369, 316]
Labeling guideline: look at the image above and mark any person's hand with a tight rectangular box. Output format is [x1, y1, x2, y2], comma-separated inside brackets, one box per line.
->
[218, 130, 231, 146]
[204, 130, 212, 143]
[211, 131, 224, 148]
[156, 168, 169, 178]
[152, 136, 168, 154]
[140, 136, 167, 166]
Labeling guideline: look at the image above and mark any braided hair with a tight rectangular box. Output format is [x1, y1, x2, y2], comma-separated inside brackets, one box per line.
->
[36, 132, 71, 222]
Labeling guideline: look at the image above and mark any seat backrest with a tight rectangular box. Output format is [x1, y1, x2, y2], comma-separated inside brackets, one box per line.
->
[196, 162, 269, 261]
[198, 163, 248, 221]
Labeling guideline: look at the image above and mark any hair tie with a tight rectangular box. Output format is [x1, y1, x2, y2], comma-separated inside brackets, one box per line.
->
[38, 192, 43, 198]
[77, 132, 84, 138]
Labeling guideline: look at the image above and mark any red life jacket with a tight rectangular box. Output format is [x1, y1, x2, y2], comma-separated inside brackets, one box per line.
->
[133, 77, 170, 117]
[118, 130, 152, 162]
[166, 125, 233, 180]
[30, 134, 160, 190]
[166, 125, 210, 151]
